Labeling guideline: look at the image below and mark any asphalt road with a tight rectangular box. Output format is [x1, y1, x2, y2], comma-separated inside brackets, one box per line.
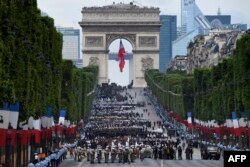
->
[60, 157, 223, 167]
[59, 88, 224, 167]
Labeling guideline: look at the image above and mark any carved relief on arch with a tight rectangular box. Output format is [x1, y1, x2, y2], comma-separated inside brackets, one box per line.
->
[106, 34, 136, 49]
[85, 36, 103, 47]
[139, 36, 157, 47]
[88, 57, 100, 66]
[141, 57, 154, 71]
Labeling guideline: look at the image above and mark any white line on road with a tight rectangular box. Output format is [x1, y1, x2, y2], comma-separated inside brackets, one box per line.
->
[161, 160, 163, 167]
[77, 158, 86, 167]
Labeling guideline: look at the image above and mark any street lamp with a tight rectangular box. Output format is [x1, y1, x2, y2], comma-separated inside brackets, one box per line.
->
[241, 134, 245, 149]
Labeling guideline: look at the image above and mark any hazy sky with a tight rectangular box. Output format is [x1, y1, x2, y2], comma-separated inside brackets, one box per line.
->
[37, 0, 250, 28]
[37, 0, 250, 85]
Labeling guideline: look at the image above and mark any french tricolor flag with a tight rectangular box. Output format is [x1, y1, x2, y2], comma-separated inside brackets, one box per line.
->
[58, 110, 66, 125]
[232, 112, 240, 137]
[46, 107, 53, 139]
[118, 39, 126, 72]
[0, 103, 10, 147]
[33, 118, 41, 144]
[9, 102, 20, 146]
[187, 112, 193, 128]
[57, 110, 65, 136]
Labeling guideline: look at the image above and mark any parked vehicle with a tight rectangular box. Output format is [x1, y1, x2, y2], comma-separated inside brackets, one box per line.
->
[203, 146, 221, 160]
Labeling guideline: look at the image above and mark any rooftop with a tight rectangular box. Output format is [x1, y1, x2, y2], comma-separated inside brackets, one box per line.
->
[82, 2, 160, 13]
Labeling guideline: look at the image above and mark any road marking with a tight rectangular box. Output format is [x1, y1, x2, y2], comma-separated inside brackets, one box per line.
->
[77, 158, 86, 167]
[161, 159, 163, 167]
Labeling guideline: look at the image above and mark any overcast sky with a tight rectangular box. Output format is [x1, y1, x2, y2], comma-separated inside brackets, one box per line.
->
[37, 0, 250, 28]
[37, 0, 250, 85]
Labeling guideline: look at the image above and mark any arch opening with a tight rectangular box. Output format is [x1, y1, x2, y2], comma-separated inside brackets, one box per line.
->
[108, 38, 133, 86]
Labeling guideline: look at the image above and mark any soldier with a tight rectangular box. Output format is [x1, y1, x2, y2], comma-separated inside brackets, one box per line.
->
[97, 148, 102, 163]
[158, 146, 163, 159]
[130, 148, 136, 163]
[111, 148, 117, 163]
[86, 148, 91, 161]
[166, 146, 171, 159]
[170, 146, 175, 160]
[185, 146, 190, 160]
[74, 147, 78, 161]
[118, 148, 124, 163]
[90, 149, 95, 164]
[178, 146, 182, 160]
[189, 146, 193, 160]
[200, 145, 206, 159]
[77, 147, 84, 162]
[123, 147, 130, 164]
[104, 148, 109, 163]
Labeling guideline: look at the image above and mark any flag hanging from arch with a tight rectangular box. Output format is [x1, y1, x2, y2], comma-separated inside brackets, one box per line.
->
[118, 40, 126, 72]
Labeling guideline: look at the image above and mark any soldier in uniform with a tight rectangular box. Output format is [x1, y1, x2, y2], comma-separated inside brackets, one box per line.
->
[185, 146, 190, 160]
[178, 145, 182, 160]
[130, 147, 136, 163]
[189, 146, 193, 160]
[153, 146, 158, 159]
[118, 147, 124, 163]
[111, 147, 117, 163]
[200, 144, 207, 159]
[104, 148, 109, 163]
[86, 148, 91, 161]
[97, 147, 102, 163]
[123, 147, 130, 164]
[90, 149, 95, 164]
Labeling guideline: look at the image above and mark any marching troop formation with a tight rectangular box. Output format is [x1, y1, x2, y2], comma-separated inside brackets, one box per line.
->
[73, 84, 195, 164]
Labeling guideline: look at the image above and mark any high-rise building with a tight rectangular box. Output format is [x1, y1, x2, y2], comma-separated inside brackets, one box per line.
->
[56, 27, 82, 67]
[205, 8, 231, 29]
[159, 15, 177, 72]
[227, 24, 248, 31]
[172, 0, 211, 58]
[181, 0, 211, 35]
[205, 15, 231, 28]
[205, 9, 246, 31]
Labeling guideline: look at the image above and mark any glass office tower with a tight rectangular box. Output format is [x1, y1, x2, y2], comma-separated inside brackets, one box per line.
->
[159, 15, 177, 72]
[56, 27, 81, 67]
[172, 0, 211, 58]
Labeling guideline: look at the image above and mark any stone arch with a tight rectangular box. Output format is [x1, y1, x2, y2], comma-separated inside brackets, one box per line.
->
[106, 34, 136, 50]
[79, 3, 160, 87]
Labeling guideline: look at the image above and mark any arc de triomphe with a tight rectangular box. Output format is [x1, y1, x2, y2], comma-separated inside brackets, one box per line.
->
[79, 3, 160, 87]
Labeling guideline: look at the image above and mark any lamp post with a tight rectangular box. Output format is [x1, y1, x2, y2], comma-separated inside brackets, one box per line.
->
[241, 134, 245, 149]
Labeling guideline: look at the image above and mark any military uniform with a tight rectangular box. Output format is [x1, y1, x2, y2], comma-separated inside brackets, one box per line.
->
[104, 148, 109, 163]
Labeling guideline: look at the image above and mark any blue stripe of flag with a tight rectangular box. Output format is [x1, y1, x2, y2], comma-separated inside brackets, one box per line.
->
[47, 107, 52, 117]
[9, 102, 20, 112]
[59, 110, 66, 117]
[231, 112, 237, 120]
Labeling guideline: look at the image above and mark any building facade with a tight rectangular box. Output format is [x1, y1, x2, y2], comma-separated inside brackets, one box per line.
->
[186, 29, 242, 74]
[168, 55, 188, 71]
[205, 15, 231, 28]
[159, 15, 177, 72]
[227, 24, 248, 31]
[56, 27, 82, 67]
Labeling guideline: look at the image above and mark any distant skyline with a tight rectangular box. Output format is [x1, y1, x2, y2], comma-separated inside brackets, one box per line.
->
[37, 0, 250, 85]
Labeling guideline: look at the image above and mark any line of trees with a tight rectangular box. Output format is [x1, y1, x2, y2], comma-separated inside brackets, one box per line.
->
[145, 70, 194, 119]
[145, 31, 250, 123]
[0, 0, 98, 121]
